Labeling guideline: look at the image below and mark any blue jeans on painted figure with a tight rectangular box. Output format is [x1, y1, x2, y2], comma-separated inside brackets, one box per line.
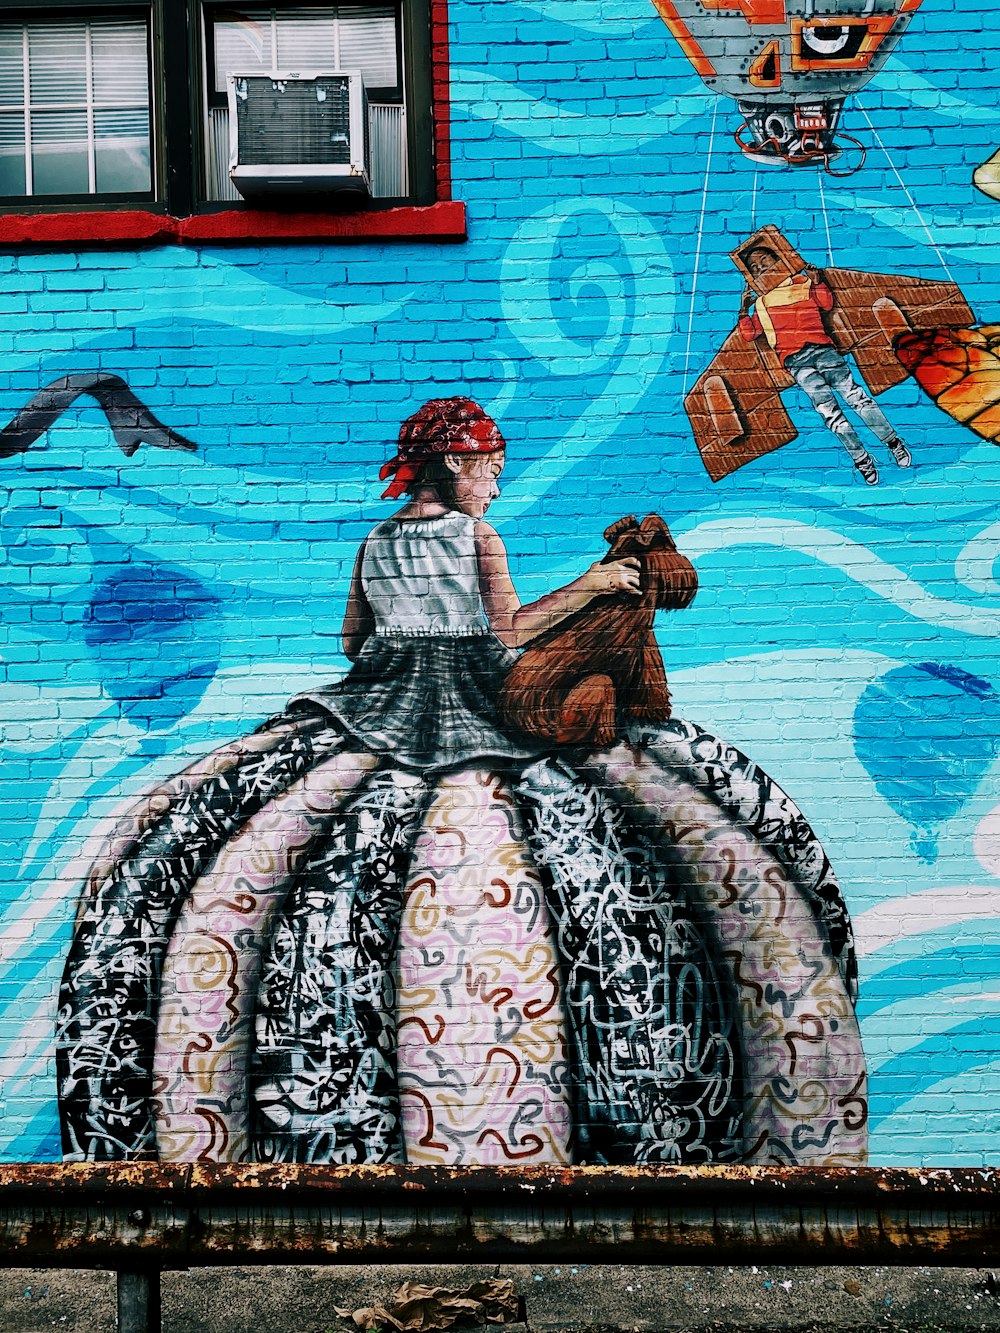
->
[785, 343, 899, 466]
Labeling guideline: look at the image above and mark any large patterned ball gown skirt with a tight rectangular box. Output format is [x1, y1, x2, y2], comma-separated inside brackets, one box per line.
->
[56, 641, 867, 1167]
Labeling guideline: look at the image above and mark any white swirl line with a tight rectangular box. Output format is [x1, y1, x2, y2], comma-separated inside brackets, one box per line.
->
[861, 980, 1000, 1072]
[874, 57, 1000, 125]
[453, 69, 710, 153]
[956, 519, 1000, 597]
[853, 884, 1000, 964]
[680, 517, 1000, 638]
[825, 192, 998, 262]
[137, 254, 412, 334]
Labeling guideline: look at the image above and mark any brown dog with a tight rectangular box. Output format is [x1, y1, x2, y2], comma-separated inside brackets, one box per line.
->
[498, 514, 698, 748]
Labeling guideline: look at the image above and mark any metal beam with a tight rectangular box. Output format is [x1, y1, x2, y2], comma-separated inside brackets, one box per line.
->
[0, 1164, 998, 1271]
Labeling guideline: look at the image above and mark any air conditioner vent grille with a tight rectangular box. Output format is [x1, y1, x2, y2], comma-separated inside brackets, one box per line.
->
[234, 74, 356, 166]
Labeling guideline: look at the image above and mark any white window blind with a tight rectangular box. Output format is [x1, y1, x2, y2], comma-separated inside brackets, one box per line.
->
[212, 6, 398, 92]
[0, 17, 150, 198]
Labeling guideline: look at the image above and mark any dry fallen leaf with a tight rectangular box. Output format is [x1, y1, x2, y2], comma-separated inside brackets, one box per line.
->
[335, 1279, 521, 1331]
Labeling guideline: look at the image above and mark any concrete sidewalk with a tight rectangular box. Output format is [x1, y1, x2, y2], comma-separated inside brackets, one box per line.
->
[2, 1264, 1000, 1332]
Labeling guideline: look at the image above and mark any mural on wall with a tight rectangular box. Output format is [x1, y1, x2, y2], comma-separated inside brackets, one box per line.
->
[498, 514, 697, 747]
[685, 224, 974, 483]
[647, 0, 925, 170]
[1, 0, 1000, 1172]
[853, 663, 1000, 864]
[57, 398, 866, 1166]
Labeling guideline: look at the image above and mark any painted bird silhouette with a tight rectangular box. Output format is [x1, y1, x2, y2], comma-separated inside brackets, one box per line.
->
[0, 372, 197, 458]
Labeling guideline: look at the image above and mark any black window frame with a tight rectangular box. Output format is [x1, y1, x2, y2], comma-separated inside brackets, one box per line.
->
[0, 0, 438, 217]
[0, 1, 158, 213]
[199, 1, 415, 208]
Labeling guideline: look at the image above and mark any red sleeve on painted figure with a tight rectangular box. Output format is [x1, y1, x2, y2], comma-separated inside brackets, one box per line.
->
[811, 279, 835, 312]
[739, 309, 764, 342]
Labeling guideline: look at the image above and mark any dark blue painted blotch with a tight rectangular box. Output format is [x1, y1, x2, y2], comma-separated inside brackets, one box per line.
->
[83, 565, 222, 731]
[853, 663, 1000, 863]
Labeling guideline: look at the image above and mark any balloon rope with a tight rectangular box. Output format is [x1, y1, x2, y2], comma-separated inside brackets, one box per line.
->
[857, 100, 955, 283]
[683, 98, 719, 397]
[818, 168, 834, 267]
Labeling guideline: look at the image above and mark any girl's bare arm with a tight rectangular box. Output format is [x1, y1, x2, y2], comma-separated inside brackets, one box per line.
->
[341, 544, 375, 661]
[475, 521, 640, 649]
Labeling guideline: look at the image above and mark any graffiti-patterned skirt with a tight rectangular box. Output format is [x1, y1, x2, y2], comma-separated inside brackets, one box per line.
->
[57, 647, 867, 1167]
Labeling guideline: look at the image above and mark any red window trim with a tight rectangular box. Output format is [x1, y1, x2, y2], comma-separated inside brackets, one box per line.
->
[0, 0, 459, 249]
[431, 0, 453, 202]
[0, 202, 467, 248]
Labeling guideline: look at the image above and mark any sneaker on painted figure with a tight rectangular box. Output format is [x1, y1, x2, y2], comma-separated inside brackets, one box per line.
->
[888, 437, 912, 468]
[854, 452, 879, 485]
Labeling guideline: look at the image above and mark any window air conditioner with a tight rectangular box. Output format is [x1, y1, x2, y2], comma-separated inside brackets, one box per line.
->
[227, 70, 371, 199]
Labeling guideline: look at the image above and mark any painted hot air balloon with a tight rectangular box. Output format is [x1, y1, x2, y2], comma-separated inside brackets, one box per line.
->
[853, 662, 1000, 863]
[83, 564, 223, 731]
[974, 147, 1000, 202]
[650, 0, 924, 169]
[895, 325, 1000, 443]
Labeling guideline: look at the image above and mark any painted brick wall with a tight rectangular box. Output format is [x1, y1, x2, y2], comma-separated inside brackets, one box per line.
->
[1, 0, 999, 1168]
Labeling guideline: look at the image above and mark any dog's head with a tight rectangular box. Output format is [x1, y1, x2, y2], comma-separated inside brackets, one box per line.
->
[602, 514, 698, 611]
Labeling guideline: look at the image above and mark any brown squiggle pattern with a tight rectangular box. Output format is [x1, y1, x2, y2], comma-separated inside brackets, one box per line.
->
[396, 768, 572, 1165]
[152, 750, 378, 1162]
[58, 708, 865, 1168]
[583, 744, 867, 1166]
[251, 767, 430, 1164]
[626, 719, 856, 997]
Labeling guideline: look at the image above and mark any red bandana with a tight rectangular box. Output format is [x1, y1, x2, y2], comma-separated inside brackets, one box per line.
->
[379, 397, 506, 499]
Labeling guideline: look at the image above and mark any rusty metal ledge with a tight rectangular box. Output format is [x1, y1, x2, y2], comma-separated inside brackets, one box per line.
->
[0, 1164, 997, 1270]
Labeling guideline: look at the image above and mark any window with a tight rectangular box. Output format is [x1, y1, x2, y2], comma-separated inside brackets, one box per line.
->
[205, 6, 408, 201]
[0, 15, 151, 200]
[0, 0, 461, 244]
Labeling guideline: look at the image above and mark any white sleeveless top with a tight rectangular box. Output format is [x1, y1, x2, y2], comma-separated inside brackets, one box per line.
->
[361, 511, 488, 637]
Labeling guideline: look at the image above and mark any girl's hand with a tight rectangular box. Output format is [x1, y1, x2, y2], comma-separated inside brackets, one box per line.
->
[584, 556, 642, 599]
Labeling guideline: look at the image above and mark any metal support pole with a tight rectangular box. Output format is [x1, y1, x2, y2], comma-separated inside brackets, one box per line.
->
[117, 1269, 161, 1333]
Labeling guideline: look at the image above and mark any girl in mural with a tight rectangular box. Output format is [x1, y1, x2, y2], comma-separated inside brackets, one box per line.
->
[57, 397, 867, 1168]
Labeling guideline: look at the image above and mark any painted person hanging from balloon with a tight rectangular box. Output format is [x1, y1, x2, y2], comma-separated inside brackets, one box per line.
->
[57, 396, 868, 1168]
[684, 225, 978, 485]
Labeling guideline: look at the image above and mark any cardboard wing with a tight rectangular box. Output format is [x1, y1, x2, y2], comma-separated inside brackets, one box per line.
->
[684, 328, 797, 483]
[822, 267, 976, 397]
